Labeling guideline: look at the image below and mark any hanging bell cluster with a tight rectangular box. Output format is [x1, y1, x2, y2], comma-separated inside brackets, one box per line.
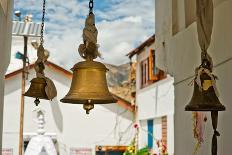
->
[185, 59, 225, 112]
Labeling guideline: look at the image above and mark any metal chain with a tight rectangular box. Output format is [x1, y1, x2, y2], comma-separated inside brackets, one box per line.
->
[89, 0, 94, 14]
[40, 0, 46, 45]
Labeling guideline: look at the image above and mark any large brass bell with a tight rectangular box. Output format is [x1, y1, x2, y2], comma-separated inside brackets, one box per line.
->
[185, 71, 225, 111]
[24, 77, 48, 105]
[61, 2, 116, 114]
[60, 60, 116, 114]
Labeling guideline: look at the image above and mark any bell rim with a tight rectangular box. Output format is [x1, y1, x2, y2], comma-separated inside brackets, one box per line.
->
[24, 95, 49, 100]
[185, 105, 226, 111]
[24, 91, 49, 100]
[60, 97, 116, 104]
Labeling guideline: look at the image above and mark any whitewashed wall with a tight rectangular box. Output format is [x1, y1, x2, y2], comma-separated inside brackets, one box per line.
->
[136, 78, 174, 155]
[135, 42, 174, 154]
[155, 0, 232, 154]
[7, 37, 38, 74]
[137, 76, 174, 120]
[3, 66, 134, 155]
[0, 0, 13, 151]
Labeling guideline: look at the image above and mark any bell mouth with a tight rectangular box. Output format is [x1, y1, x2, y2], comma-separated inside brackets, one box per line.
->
[60, 97, 116, 104]
[24, 93, 48, 100]
[185, 104, 226, 111]
[60, 90, 117, 104]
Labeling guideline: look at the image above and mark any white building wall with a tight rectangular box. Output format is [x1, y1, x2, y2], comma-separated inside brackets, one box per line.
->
[135, 42, 174, 154]
[137, 77, 174, 154]
[137, 76, 174, 120]
[0, 0, 13, 151]
[7, 36, 38, 74]
[3, 66, 134, 155]
[155, 0, 173, 44]
[138, 120, 148, 149]
[155, 0, 232, 154]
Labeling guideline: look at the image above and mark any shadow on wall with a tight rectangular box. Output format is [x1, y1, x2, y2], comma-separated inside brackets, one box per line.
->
[50, 98, 63, 132]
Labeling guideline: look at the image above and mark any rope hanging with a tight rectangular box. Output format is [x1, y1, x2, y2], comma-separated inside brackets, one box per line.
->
[78, 0, 101, 61]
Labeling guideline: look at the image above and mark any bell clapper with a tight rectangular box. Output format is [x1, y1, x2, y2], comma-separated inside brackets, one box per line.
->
[34, 98, 40, 106]
[83, 100, 94, 114]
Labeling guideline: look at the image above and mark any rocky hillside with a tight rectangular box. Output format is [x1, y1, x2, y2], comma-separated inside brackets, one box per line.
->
[105, 63, 136, 104]
[105, 63, 130, 87]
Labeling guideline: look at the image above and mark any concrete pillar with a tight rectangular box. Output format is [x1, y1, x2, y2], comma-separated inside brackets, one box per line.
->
[0, 0, 14, 151]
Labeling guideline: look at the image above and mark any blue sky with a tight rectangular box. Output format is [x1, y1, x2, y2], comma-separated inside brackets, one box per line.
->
[13, 0, 155, 69]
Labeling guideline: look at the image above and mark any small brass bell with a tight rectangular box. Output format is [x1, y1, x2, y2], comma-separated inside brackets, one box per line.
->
[24, 1, 57, 106]
[24, 77, 48, 101]
[185, 72, 225, 111]
[61, 60, 116, 114]
[185, 58, 226, 155]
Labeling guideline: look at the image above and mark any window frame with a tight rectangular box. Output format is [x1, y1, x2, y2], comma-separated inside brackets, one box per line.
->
[140, 49, 167, 89]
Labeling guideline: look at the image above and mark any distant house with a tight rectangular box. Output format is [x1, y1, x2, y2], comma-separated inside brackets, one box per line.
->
[3, 61, 135, 155]
[127, 34, 174, 154]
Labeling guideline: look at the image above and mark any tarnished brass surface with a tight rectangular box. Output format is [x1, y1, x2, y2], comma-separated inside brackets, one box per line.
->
[185, 73, 225, 111]
[61, 60, 116, 105]
[24, 77, 48, 100]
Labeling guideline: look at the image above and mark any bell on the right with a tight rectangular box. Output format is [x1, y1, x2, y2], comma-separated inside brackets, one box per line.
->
[185, 70, 225, 111]
[185, 58, 226, 155]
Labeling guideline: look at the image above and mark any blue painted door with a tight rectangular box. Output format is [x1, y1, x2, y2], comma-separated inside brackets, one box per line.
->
[147, 119, 154, 149]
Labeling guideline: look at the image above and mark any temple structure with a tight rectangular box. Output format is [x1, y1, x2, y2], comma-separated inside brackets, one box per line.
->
[24, 108, 57, 155]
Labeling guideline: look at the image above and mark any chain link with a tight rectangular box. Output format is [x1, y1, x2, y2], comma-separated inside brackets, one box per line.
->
[40, 0, 46, 45]
[89, 0, 94, 14]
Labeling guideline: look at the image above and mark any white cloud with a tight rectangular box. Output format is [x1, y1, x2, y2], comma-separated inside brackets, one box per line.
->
[13, 0, 155, 69]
